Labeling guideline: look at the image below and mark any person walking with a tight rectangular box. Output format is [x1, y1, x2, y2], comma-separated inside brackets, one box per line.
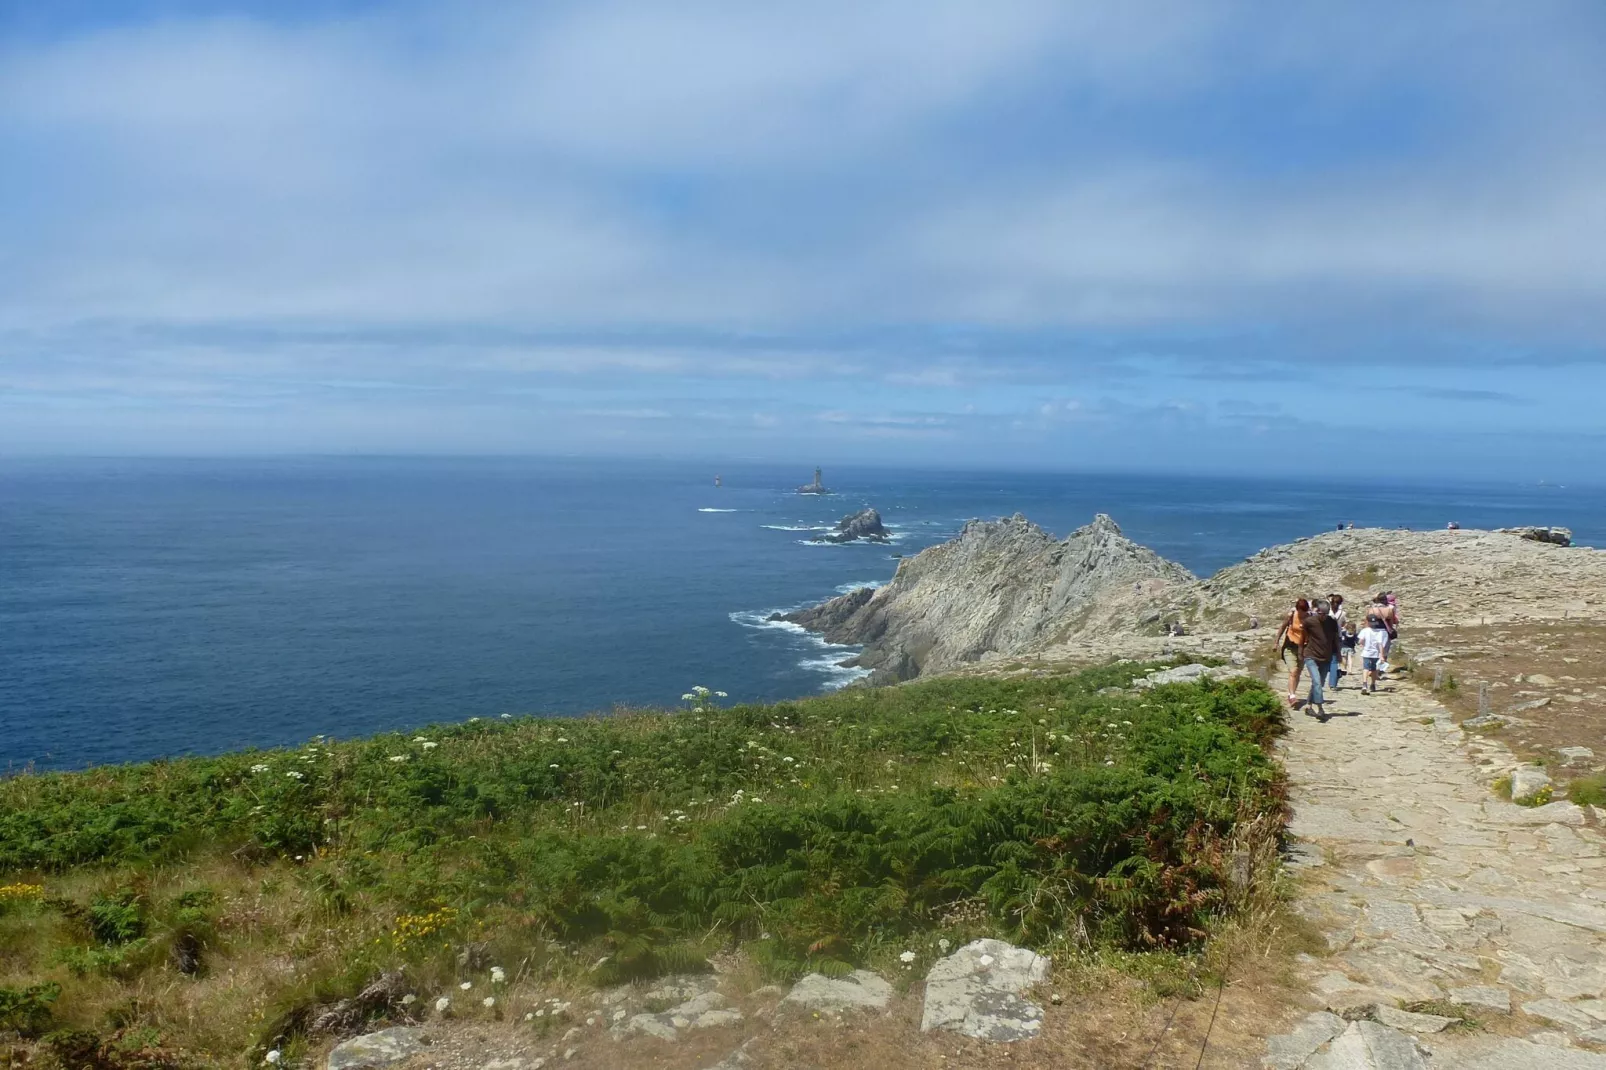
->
[1326, 594, 1348, 691]
[1275, 598, 1310, 703]
[1357, 614, 1390, 694]
[1300, 599, 1342, 718]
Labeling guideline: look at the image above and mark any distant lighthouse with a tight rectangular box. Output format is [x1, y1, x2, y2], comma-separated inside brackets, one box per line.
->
[796, 467, 829, 495]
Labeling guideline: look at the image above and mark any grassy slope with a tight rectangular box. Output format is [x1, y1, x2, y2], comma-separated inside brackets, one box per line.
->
[0, 664, 1284, 1066]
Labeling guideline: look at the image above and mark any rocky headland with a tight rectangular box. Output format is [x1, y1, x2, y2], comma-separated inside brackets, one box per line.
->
[780, 513, 1192, 682]
[784, 514, 1606, 685]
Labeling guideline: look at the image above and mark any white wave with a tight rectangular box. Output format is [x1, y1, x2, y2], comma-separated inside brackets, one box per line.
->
[761, 523, 829, 531]
[800, 654, 872, 689]
[729, 607, 871, 691]
[698, 507, 739, 513]
[834, 580, 887, 594]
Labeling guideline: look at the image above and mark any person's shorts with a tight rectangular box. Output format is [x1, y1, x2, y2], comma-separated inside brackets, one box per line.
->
[1282, 640, 1301, 661]
[1363, 657, 1380, 671]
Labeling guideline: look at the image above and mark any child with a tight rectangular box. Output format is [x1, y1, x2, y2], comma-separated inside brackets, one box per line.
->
[1340, 621, 1359, 674]
[1357, 615, 1390, 694]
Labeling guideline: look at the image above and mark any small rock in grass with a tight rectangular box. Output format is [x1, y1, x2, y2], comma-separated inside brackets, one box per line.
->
[920, 939, 1050, 1042]
[327, 1028, 428, 1070]
[782, 971, 892, 1013]
[1511, 766, 1552, 803]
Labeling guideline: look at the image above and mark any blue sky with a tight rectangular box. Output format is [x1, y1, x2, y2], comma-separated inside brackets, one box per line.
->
[3, 1, 1605, 477]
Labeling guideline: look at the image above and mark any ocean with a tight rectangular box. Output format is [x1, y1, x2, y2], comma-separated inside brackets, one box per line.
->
[3, 457, 1600, 771]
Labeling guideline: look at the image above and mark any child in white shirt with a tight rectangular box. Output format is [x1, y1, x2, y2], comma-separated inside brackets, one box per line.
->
[1357, 617, 1390, 694]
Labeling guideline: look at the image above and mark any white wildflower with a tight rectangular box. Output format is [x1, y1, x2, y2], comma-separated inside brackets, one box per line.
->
[285, 771, 304, 780]
[388, 755, 407, 762]
[412, 736, 429, 743]
[549, 764, 560, 769]
[899, 951, 916, 963]
[556, 737, 569, 743]
[436, 997, 451, 1013]
[251, 763, 270, 774]
[421, 741, 438, 750]
[490, 966, 506, 984]
[460, 981, 473, 990]
[401, 994, 416, 1005]
[468, 716, 481, 722]
[681, 693, 696, 701]
[482, 996, 496, 1009]
[714, 691, 727, 698]
[938, 939, 951, 952]
[500, 713, 511, 719]
[264, 1051, 282, 1066]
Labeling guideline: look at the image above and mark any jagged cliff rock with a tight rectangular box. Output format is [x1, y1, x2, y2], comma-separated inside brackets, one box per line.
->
[811, 508, 891, 544]
[778, 513, 1194, 682]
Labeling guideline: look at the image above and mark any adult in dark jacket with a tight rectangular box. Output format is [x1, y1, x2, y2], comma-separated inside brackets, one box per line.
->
[1300, 599, 1342, 717]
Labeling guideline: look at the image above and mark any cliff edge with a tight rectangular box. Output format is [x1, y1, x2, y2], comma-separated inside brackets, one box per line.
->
[777, 513, 1194, 682]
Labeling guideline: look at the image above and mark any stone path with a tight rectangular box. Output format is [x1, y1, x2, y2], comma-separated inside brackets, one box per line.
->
[1267, 676, 1606, 1067]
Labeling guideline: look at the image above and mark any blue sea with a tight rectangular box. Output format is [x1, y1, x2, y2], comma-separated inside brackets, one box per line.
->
[3, 457, 1601, 771]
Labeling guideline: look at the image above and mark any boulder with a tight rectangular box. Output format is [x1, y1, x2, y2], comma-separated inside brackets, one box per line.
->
[1497, 526, 1573, 547]
[1511, 766, 1553, 804]
[1560, 747, 1596, 764]
[810, 508, 891, 544]
[920, 939, 1050, 1042]
[327, 1027, 427, 1070]
[1374, 1005, 1458, 1033]
[782, 970, 891, 1013]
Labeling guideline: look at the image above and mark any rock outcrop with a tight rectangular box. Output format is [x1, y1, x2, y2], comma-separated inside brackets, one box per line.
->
[779, 513, 1193, 682]
[920, 939, 1051, 1042]
[1497, 525, 1573, 547]
[810, 508, 890, 544]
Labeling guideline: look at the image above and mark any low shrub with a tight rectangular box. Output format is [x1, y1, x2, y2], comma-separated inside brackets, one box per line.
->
[0, 665, 1286, 1059]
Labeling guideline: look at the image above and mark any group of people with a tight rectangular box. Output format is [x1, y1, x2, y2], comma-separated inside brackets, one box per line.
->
[1274, 592, 1400, 718]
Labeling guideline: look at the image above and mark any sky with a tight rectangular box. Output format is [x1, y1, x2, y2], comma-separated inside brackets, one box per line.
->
[2, 1, 1605, 478]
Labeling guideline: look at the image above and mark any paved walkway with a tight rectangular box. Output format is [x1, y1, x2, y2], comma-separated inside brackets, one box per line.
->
[1265, 677, 1606, 1068]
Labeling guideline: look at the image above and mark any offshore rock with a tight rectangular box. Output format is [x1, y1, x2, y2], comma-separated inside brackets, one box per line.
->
[920, 939, 1051, 1042]
[810, 508, 891, 544]
[782, 514, 1194, 682]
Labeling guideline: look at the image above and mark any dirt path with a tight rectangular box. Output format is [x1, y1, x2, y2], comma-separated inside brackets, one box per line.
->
[1267, 675, 1606, 1067]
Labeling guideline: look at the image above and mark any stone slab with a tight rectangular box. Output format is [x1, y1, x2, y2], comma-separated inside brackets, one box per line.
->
[327, 1027, 427, 1070]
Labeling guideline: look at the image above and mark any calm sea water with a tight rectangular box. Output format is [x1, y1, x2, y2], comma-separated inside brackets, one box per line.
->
[3, 457, 1600, 771]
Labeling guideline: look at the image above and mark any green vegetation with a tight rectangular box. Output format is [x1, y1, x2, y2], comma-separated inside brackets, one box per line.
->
[1568, 774, 1606, 808]
[1, 665, 1285, 1065]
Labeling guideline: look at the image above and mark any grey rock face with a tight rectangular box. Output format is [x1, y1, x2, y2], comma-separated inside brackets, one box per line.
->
[782, 513, 1194, 682]
[810, 508, 891, 544]
[782, 970, 892, 1013]
[1560, 746, 1596, 764]
[1134, 663, 1245, 689]
[1304, 1021, 1427, 1069]
[1448, 1037, 1606, 1068]
[1263, 1011, 1347, 1068]
[1497, 525, 1573, 547]
[1374, 1005, 1458, 1033]
[1449, 986, 1512, 1013]
[920, 939, 1051, 1042]
[611, 984, 742, 1041]
[326, 1027, 427, 1070]
[1510, 766, 1553, 803]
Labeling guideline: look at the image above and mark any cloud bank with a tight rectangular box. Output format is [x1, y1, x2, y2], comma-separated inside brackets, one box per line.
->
[1, 1, 1603, 473]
